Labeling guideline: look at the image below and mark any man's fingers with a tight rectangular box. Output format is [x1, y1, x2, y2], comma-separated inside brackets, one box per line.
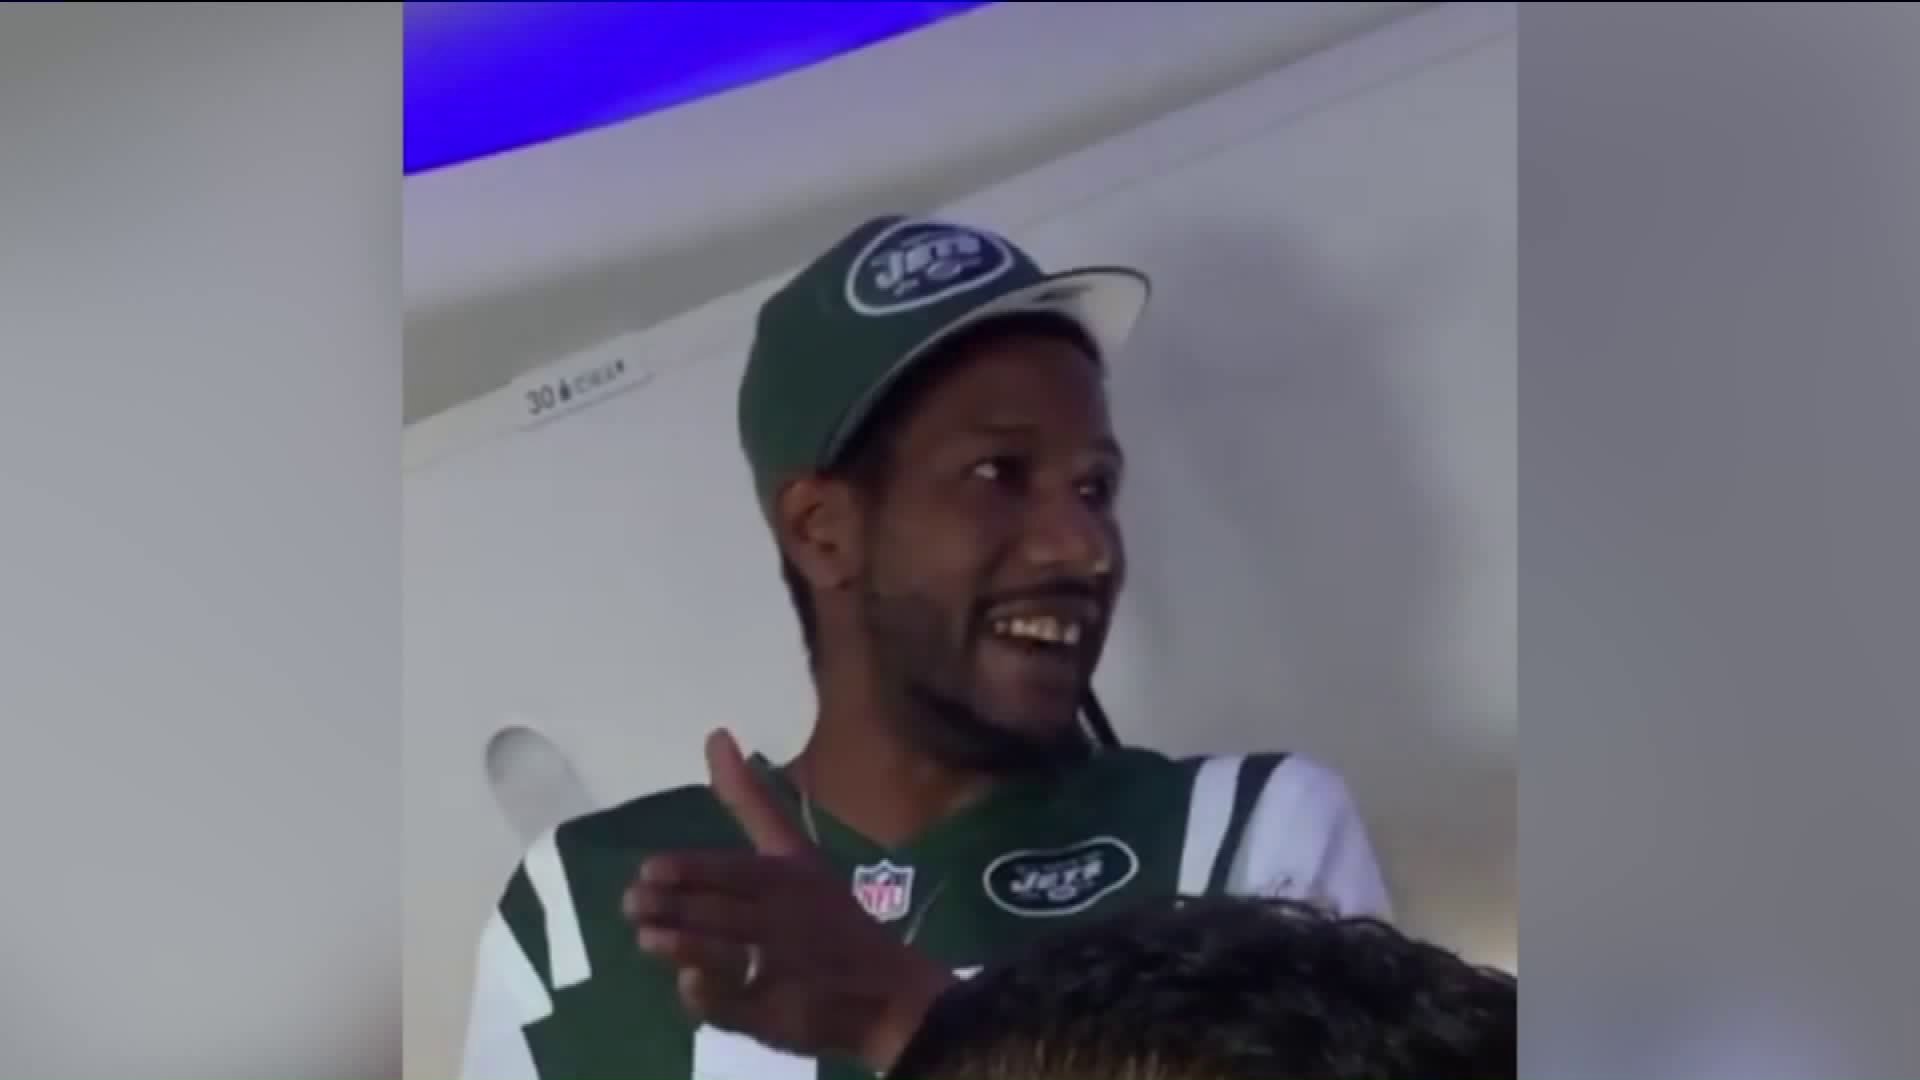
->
[678, 966, 753, 1028]
[643, 933, 768, 1033]
[706, 728, 813, 858]
[635, 925, 754, 984]
[623, 876, 765, 940]
[632, 850, 791, 898]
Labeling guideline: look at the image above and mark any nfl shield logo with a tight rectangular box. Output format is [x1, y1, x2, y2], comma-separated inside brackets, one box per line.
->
[851, 860, 915, 923]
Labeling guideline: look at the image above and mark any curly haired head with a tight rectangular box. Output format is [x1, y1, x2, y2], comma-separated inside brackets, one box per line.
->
[887, 896, 1515, 1080]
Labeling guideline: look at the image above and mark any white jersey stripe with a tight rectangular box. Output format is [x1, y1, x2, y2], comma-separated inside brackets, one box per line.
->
[691, 1027, 814, 1080]
[523, 827, 593, 990]
[457, 914, 549, 1080]
[1177, 755, 1243, 896]
[692, 967, 984, 1080]
[1222, 755, 1394, 920]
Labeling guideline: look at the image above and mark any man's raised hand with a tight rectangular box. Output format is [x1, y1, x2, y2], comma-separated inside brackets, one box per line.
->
[620, 729, 956, 1074]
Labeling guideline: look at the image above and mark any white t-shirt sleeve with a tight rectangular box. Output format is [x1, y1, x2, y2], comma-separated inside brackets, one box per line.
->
[1220, 755, 1394, 921]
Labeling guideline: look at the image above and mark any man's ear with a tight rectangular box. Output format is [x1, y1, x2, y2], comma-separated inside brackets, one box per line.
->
[774, 473, 864, 592]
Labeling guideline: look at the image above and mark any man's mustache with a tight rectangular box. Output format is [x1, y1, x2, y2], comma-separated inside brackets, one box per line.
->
[971, 579, 1108, 624]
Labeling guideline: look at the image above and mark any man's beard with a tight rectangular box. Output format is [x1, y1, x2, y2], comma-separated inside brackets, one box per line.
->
[902, 683, 1091, 774]
[859, 582, 1092, 775]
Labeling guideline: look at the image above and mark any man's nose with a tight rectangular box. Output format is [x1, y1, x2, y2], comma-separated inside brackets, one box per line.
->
[1021, 495, 1116, 579]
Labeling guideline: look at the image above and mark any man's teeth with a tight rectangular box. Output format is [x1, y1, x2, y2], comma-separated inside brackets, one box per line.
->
[991, 616, 1083, 646]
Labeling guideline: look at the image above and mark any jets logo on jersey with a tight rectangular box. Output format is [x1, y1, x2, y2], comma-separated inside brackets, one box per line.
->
[844, 218, 1016, 316]
[852, 860, 916, 923]
[983, 836, 1140, 918]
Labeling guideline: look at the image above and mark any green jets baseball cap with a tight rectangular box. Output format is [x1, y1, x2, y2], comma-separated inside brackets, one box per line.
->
[737, 214, 1152, 516]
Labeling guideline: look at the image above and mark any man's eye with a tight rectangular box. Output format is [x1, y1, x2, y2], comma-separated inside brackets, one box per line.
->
[970, 456, 1024, 486]
[1079, 474, 1117, 506]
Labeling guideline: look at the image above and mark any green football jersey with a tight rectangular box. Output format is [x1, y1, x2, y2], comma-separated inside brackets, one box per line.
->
[457, 746, 1391, 1080]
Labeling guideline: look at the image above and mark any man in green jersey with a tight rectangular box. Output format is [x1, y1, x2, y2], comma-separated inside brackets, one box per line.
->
[457, 215, 1394, 1080]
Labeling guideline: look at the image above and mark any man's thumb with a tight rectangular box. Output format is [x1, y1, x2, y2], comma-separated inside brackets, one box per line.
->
[705, 728, 811, 857]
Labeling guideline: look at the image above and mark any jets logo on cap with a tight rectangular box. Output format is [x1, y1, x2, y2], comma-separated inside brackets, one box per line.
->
[845, 218, 1016, 316]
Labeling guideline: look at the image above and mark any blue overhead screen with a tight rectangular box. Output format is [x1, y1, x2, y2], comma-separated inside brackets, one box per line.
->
[404, 1, 994, 175]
